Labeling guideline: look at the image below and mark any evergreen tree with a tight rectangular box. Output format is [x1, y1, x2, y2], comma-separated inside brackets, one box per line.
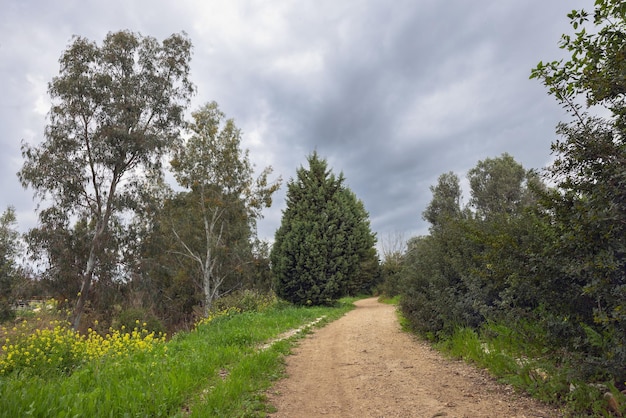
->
[271, 153, 378, 305]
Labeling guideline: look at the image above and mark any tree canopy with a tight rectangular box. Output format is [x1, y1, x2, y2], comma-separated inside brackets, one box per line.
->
[168, 101, 280, 314]
[271, 153, 378, 305]
[18, 30, 194, 329]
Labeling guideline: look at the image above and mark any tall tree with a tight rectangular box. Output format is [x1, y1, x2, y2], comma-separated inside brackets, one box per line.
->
[169, 101, 280, 315]
[401, 155, 547, 337]
[18, 30, 194, 329]
[271, 152, 378, 305]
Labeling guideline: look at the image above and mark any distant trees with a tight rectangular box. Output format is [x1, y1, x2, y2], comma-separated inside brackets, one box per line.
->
[271, 153, 379, 305]
[378, 232, 406, 297]
[399, 155, 546, 336]
[422, 172, 463, 229]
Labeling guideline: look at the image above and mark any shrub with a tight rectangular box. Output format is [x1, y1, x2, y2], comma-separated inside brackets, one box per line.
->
[114, 307, 165, 336]
[211, 290, 277, 313]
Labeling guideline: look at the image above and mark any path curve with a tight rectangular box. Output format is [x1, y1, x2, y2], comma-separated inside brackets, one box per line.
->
[267, 297, 561, 418]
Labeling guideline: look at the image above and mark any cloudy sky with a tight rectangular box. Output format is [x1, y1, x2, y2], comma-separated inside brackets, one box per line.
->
[1, 0, 588, 250]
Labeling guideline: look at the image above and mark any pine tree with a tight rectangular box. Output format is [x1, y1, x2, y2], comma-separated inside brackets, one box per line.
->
[271, 153, 378, 304]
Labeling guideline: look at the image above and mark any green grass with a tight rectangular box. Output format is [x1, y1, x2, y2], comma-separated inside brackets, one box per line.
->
[0, 298, 356, 417]
[434, 323, 626, 417]
[378, 294, 401, 305]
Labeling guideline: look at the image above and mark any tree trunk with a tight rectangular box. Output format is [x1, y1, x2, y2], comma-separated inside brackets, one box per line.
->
[72, 223, 105, 330]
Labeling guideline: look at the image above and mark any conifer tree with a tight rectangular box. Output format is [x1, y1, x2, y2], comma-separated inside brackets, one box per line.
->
[271, 153, 378, 304]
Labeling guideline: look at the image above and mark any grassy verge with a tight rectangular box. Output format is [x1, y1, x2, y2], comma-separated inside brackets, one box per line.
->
[377, 294, 401, 305]
[0, 297, 357, 417]
[435, 323, 626, 417]
[382, 296, 624, 416]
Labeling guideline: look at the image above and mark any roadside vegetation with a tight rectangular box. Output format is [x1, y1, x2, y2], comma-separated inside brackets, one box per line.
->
[2, 1, 626, 417]
[0, 292, 357, 417]
[377, 3, 626, 416]
[0, 27, 376, 418]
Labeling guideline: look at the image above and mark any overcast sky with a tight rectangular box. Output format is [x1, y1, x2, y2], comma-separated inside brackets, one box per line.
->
[1, 0, 589, 250]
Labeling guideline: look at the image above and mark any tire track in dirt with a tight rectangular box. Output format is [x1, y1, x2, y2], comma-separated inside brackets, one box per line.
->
[267, 297, 561, 418]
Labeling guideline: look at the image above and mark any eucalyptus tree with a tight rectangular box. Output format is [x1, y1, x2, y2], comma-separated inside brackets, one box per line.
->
[169, 102, 280, 315]
[18, 30, 194, 329]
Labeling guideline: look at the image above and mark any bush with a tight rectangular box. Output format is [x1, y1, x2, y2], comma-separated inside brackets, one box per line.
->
[211, 290, 277, 314]
[114, 308, 165, 336]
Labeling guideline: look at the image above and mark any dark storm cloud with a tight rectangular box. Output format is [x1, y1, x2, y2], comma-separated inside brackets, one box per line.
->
[0, 0, 589, 250]
[241, 1, 580, 241]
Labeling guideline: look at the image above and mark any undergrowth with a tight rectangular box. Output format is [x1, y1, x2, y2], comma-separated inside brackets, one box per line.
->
[434, 322, 626, 417]
[0, 293, 357, 417]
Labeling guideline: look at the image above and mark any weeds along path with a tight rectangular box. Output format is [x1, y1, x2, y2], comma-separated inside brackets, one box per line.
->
[267, 297, 561, 418]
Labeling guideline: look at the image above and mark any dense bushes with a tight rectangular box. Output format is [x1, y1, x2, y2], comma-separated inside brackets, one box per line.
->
[397, 2, 626, 394]
[398, 152, 626, 388]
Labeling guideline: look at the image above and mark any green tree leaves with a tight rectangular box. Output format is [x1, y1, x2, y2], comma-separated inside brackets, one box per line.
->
[399, 0, 626, 387]
[0, 207, 20, 321]
[400, 155, 544, 337]
[531, 0, 626, 381]
[531, 0, 626, 124]
[18, 31, 194, 329]
[167, 102, 280, 314]
[271, 153, 379, 305]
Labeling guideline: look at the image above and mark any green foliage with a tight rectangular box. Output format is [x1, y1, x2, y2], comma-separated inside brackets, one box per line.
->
[399, 3, 626, 410]
[378, 232, 407, 298]
[114, 307, 165, 336]
[165, 101, 281, 315]
[128, 102, 280, 330]
[422, 171, 462, 229]
[530, 0, 626, 386]
[379, 256, 403, 297]
[0, 207, 19, 321]
[531, 0, 626, 124]
[400, 170, 487, 336]
[271, 152, 379, 305]
[18, 30, 194, 329]
[0, 298, 355, 417]
[210, 289, 277, 314]
[436, 322, 626, 416]
[467, 153, 538, 220]
[400, 148, 626, 390]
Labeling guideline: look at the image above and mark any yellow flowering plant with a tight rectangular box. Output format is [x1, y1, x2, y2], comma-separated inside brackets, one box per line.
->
[0, 319, 166, 376]
[195, 307, 242, 329]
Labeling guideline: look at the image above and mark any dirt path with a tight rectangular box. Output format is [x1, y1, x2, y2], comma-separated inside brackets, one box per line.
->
[267, 297, 562, 418]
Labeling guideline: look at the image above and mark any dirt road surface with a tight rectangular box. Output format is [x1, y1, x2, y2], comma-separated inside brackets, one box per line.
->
[267, 297, 562, 418]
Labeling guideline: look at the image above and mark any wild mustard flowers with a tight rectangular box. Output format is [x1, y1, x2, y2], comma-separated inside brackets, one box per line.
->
[0, 319, 165, 376]
[195, 307, 242, 328]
